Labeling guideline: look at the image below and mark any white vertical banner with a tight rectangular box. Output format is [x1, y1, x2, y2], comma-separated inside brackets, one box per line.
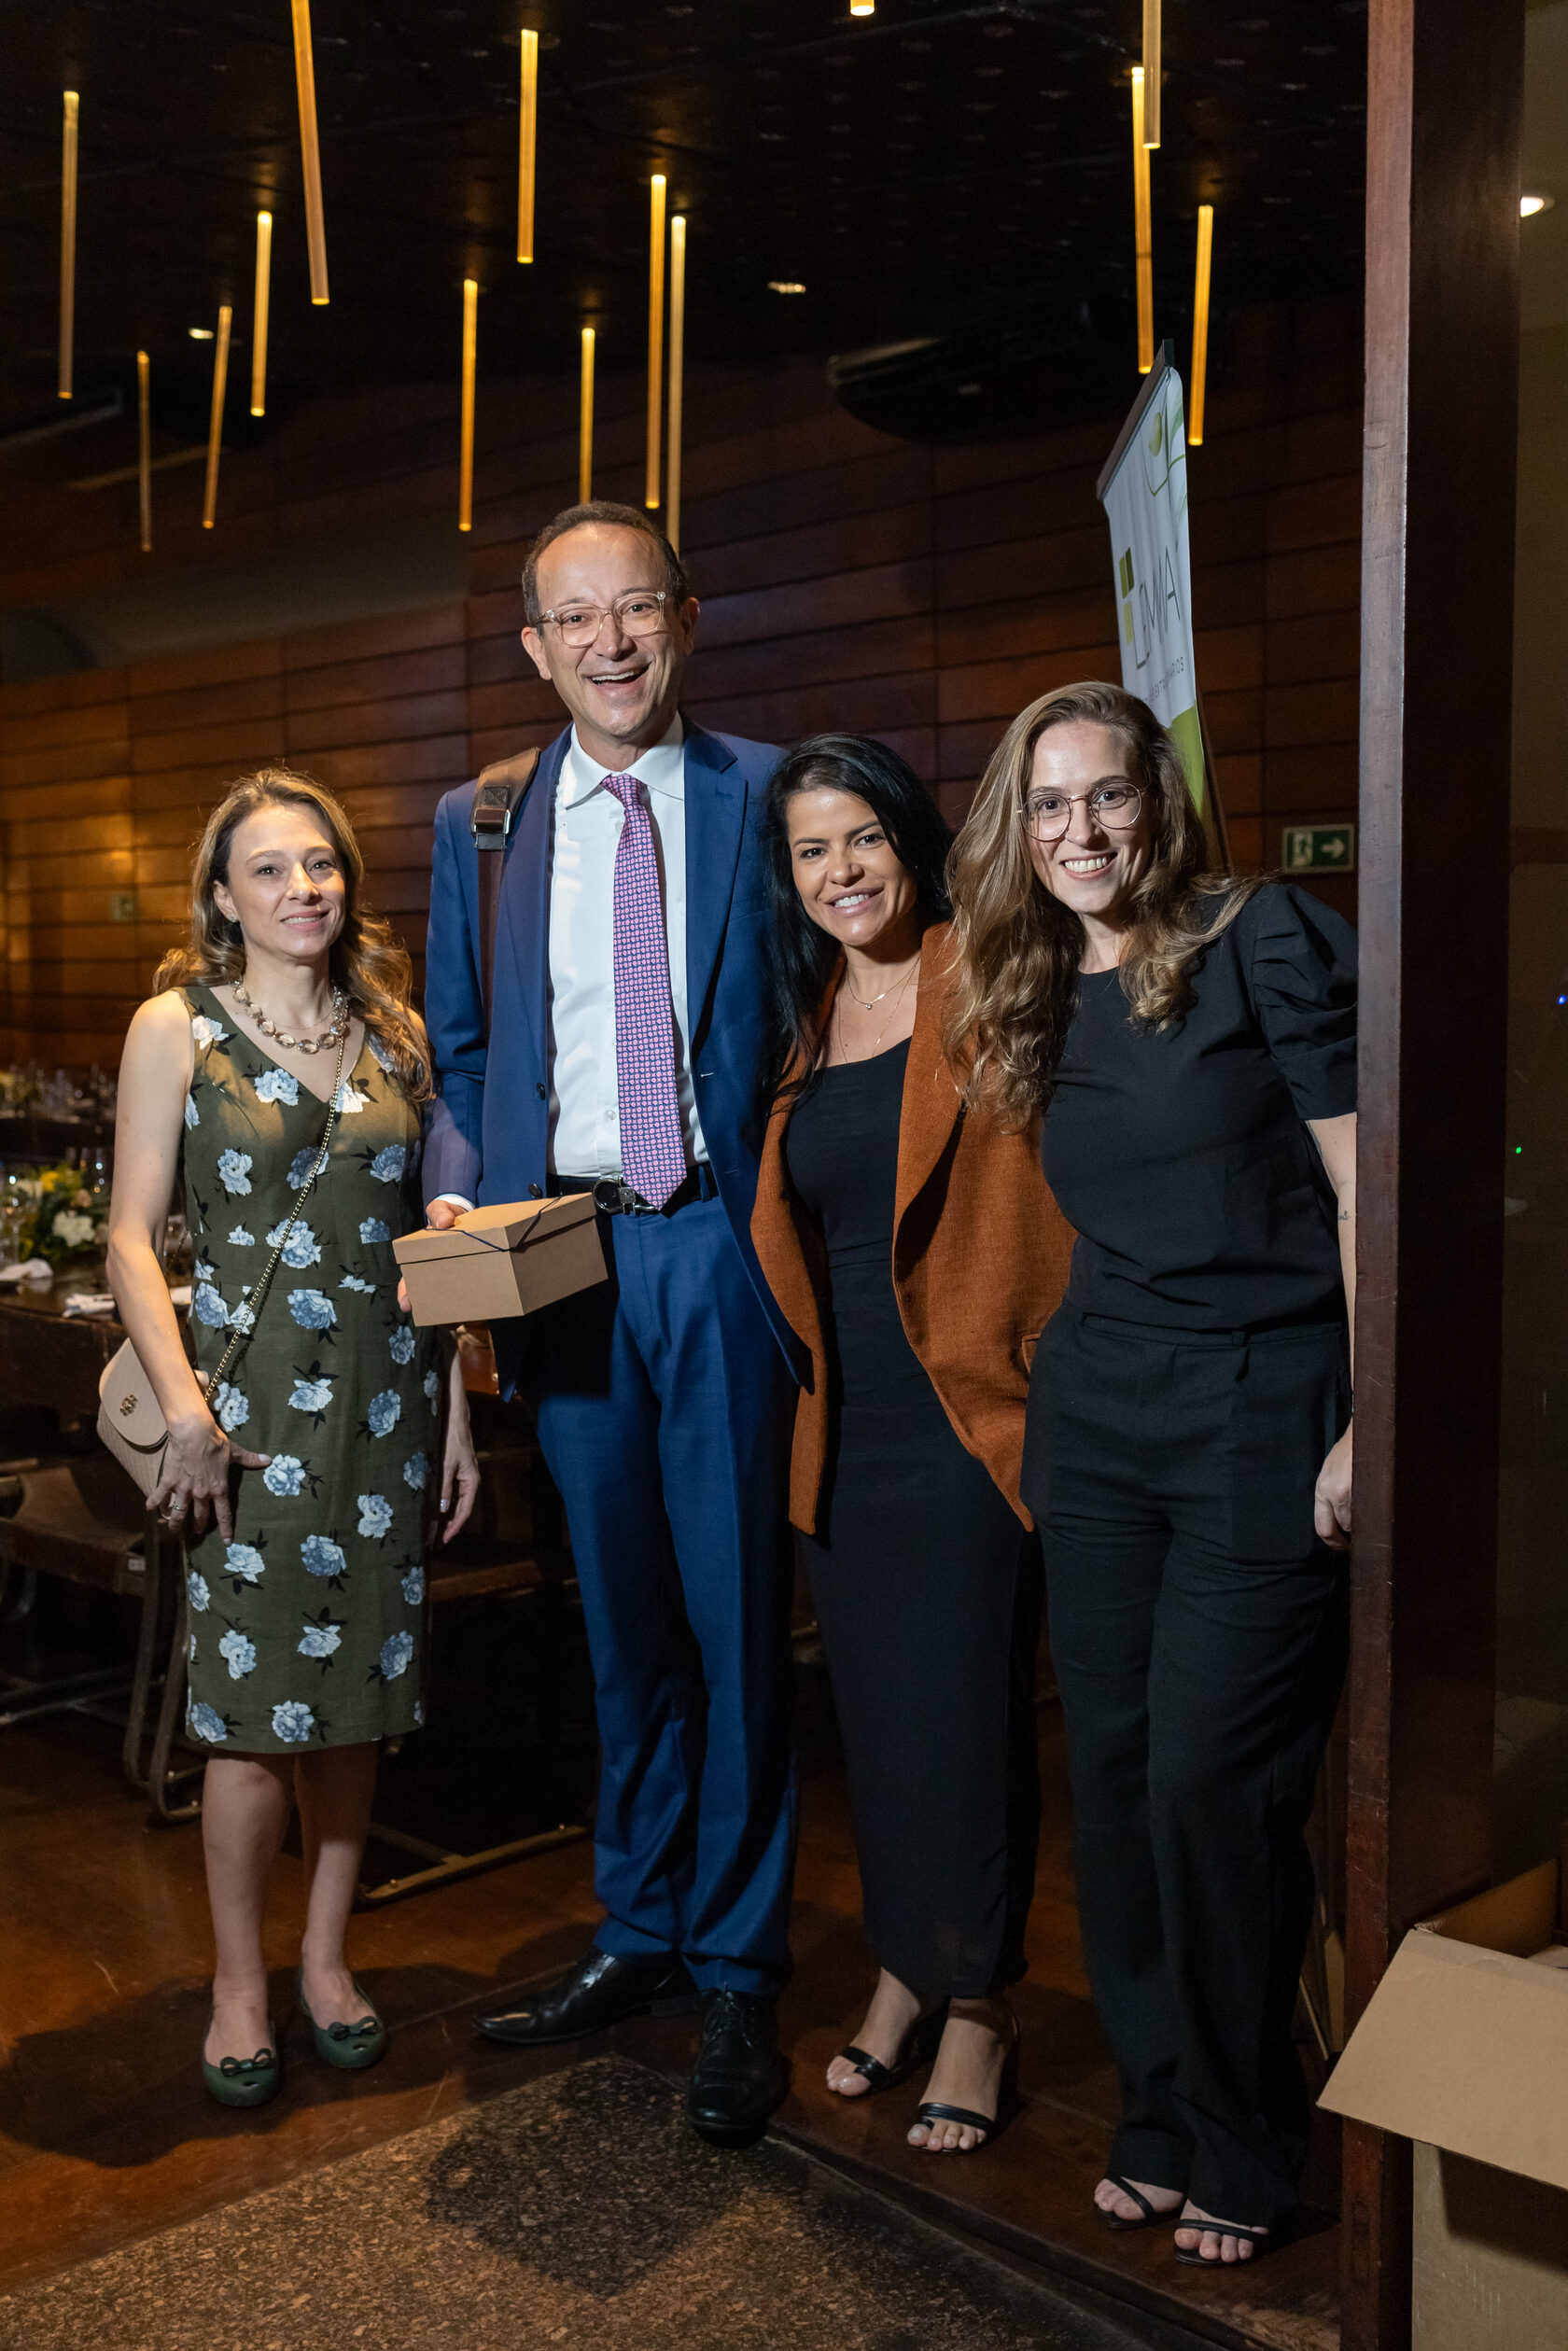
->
[1096, 345, 1208, 819]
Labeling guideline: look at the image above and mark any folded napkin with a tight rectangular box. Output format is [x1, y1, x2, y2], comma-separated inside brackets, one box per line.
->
[63, 1291, 119, 1318]
[0, 1258, 53, 1286]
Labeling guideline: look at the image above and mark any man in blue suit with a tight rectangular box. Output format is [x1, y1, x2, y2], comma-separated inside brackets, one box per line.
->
[421, 501, 801, 2144]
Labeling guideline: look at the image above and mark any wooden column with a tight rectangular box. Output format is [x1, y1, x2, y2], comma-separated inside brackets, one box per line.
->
[1345, 3, 1524, 2346]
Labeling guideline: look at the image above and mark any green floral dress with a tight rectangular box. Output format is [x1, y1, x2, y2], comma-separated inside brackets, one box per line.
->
[176, 983, 438, 1755]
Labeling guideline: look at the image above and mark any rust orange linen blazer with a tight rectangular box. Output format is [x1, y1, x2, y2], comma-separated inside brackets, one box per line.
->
[750, 923, 1074, 1537]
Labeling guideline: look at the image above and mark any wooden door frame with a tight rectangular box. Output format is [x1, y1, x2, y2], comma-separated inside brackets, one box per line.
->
[1345, 3, 1525, 2344]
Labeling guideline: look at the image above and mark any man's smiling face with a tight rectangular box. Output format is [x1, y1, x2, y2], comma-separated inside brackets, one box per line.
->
[521, 522, 697, 766]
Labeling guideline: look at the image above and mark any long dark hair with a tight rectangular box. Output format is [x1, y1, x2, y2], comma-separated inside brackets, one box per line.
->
[760, 733, 952, 1101]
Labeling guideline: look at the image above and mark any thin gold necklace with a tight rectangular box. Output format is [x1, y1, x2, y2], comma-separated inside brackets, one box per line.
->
[231, 974, 350, 1056]
[843, 951, 920, 1013]
[835, 958, 918, 1064]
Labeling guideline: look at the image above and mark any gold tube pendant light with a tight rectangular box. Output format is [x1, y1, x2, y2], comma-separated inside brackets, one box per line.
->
[202, 305, 232, 530]
[665, 217, 687, 554]
[1131, 69, 1154, 374]
[459, 278, 479, 532]
[1142, 0, 1161, 148]
[290, 0, 330, 302]
[1190, 203, 1214, 446]
[849, 1, 875, 15]
[579, 326, 595, 503]
[136, 350, 152, 553]
[518, 28, 539, 263]
[645, 175, 666, 510]
[59, 92, 79, 399]
[250, 210, 273, 416]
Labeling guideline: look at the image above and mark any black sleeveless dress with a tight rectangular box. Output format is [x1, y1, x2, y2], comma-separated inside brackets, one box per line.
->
[784, 1039, 1041, 1998]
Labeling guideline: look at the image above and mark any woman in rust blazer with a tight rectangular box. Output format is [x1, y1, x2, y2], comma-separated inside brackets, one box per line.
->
[752, 734, 1072, 2154]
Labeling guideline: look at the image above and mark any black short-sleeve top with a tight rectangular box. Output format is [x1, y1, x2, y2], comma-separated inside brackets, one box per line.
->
[1042, 882, 1357, 1333]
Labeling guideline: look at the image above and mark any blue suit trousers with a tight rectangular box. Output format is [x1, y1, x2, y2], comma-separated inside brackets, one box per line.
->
[518, 1193, 797, 1996]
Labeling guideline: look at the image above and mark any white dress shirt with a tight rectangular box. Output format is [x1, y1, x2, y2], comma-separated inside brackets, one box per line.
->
[545, 714, 708, 1178]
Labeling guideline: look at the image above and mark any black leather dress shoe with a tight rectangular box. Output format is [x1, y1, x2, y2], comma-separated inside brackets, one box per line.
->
[474, 1950, 697, 2047]
[686, 1989, 788, 2146]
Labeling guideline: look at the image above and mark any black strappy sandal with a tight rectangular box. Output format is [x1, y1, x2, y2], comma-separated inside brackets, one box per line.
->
[830, 2002, 946, 2097]
[1173, 2216, 1277, 2268]
[912, 2008, 1019, 2153]
[1099, 2174, 1183, 2234]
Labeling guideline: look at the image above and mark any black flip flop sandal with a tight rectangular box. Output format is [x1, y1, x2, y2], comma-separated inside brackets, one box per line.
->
[913, 2011, 1020, 2151]
[830, 2002, 945, 2096]
[1173, 2218, 1273, 2268]
[1100, 2174, 1181, 2233]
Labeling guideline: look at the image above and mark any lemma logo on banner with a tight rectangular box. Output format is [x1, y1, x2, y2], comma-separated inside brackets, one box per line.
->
[1099, 360, 1207, 822]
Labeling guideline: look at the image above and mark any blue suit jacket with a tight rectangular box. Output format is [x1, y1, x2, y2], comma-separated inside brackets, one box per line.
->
[422, 718, 805, 1394]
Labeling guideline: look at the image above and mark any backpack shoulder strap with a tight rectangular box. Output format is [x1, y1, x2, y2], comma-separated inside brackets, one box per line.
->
[470, 747, 540, 1042]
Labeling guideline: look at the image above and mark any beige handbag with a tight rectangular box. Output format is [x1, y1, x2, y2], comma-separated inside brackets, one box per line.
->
[97, 1031, 347, 1501]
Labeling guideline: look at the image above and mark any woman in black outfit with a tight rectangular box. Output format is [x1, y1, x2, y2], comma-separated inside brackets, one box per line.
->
[945, 682, 1355, 2263]
[752, 735, 1071, 2152]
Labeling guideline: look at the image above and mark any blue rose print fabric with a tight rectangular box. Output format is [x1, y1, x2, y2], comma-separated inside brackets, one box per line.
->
[177, 985, 437, 1753]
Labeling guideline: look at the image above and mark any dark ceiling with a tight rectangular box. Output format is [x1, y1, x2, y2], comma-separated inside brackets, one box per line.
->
[0, 0, 1367, 435]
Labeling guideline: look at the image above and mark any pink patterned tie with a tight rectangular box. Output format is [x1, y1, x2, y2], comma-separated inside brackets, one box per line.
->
[601, 773, 688, 1210]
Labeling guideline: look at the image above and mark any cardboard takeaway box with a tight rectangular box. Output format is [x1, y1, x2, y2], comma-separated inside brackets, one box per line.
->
[1319, 1832, 1568, 2351]
[393, 1195, 606, 1327]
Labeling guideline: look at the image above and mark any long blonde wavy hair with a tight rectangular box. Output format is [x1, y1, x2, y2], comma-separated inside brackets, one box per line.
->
[944, 681, 1264, 1126]
[155, 768, 433, 1104]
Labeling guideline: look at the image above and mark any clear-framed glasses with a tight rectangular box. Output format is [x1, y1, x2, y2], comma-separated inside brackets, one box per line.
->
[1023, 782, 1145, 840]
[536, 590, 671, 649]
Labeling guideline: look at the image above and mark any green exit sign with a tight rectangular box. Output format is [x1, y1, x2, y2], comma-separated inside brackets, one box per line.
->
[1282, 823, 1356, 875]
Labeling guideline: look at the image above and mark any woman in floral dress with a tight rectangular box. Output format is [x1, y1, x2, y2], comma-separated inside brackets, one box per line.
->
[109, 768, 478, 2106]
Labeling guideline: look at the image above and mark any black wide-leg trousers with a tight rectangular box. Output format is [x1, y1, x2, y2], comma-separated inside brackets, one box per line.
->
[1023, 1308, 1350, 2231]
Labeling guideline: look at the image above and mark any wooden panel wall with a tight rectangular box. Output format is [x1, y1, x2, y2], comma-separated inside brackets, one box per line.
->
[0, 302, 1365, 1068]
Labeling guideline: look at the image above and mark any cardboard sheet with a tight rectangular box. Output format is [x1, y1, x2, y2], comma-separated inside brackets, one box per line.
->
[1320, 1929, 1568, 2191]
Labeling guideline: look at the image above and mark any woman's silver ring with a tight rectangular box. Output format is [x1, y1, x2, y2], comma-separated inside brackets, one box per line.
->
[168, 1501, 188, 1518]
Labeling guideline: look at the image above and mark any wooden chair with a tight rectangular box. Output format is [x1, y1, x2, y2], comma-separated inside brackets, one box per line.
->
[0, 1451, 196, 1817]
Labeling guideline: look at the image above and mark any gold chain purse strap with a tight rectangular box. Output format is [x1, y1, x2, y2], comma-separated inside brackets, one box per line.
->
[203, 1025, 349, 1396]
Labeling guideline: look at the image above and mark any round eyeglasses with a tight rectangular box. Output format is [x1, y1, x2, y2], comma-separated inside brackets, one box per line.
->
[536, 590, 670, 649]
[1024, 782, 1145, 840]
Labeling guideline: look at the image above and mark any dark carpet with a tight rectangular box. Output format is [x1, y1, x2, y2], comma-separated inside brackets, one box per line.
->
[0, 2055, 1199, 2351]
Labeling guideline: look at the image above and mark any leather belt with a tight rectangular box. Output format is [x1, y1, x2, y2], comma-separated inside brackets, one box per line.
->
[550, 1167, 715, 1217]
